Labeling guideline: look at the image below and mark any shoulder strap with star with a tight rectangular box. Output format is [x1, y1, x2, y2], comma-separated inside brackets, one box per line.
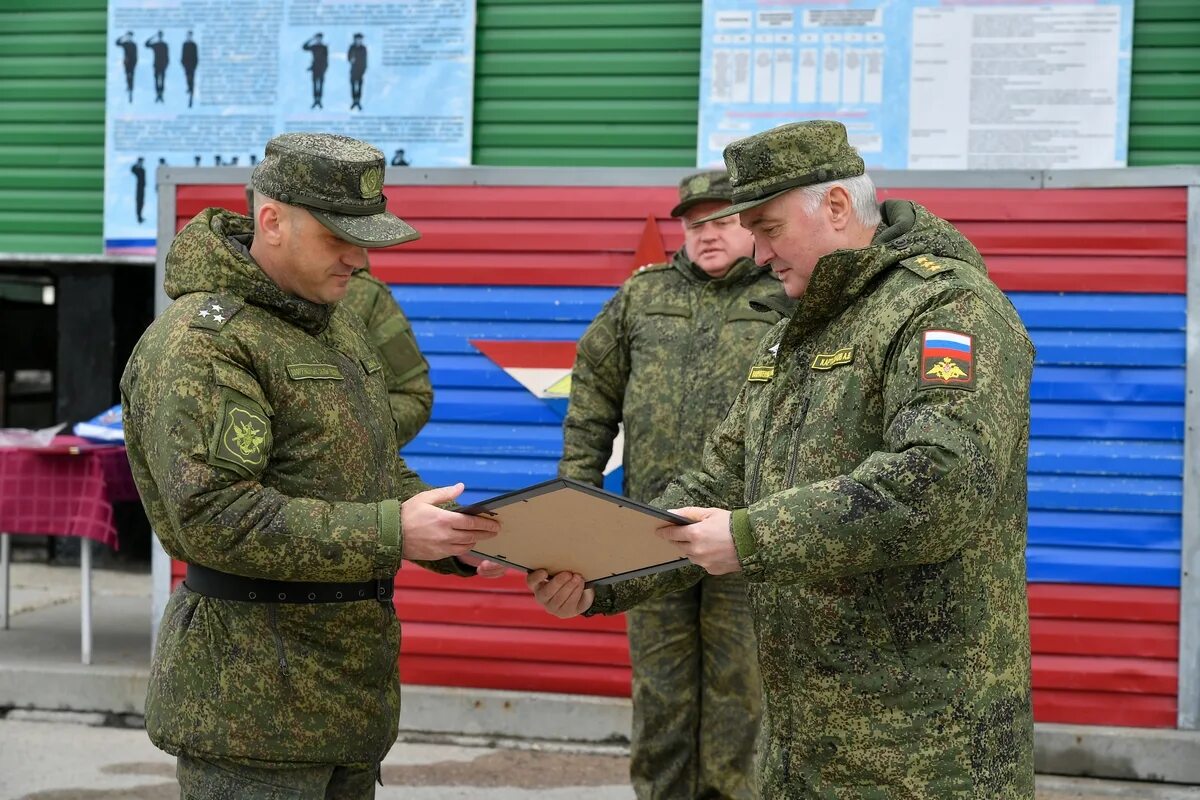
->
[188, 293, 245, 331]
[630, 261, 671, 279]
[898, 254, 962, 280]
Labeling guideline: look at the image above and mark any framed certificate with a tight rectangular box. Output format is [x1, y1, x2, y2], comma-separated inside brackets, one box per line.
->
[462, 478, 692, 586]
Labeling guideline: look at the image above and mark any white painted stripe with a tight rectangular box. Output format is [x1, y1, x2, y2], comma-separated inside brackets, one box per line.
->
[924, 330, 971, 347]
[503, 367, 573, 398]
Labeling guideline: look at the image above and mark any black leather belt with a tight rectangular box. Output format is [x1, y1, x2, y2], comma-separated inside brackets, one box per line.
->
[184, 563, 394, 604]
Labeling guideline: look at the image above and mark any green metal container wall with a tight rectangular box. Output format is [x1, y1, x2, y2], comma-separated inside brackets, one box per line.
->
[0, 1, 106, 254]
[1130, 0, 1200, 166]
[472, 0, 701, 166]
[0, 1, 1196, 253]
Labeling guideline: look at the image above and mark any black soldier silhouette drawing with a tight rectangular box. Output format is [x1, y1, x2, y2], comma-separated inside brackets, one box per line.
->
[182, 31, 199, 108]
[115, 31, 137, 102]
[145, 31, 169, 103]
[348, 33, 367, 110]
[131, 157, 147, 224]
[302, 33, 328, 109]
[391, 148, 409, 166]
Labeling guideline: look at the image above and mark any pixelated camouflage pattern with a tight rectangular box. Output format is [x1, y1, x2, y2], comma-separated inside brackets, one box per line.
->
[703, 121, 867, 222]
[177, 752, 377, 799]
[339, 269, 433, 447]
[251, 132, 418, 248]
[122, 207, 469, 767]
[589, 200, 1036, 798]
[560, 247, 785, 799]
[669, 169, 734, 218]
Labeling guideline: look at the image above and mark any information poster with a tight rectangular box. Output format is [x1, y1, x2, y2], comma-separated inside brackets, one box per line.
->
[698, 0, 1133, 171]
[104, 0, 476, 254]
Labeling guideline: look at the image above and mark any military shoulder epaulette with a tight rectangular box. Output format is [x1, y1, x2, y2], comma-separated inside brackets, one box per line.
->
[188, 293, 245, 331]
[898, 255, 959, 279]
[631, 262, 671, 277]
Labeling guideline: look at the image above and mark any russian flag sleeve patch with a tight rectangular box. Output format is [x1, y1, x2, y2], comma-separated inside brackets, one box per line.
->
[919, 329, 976, 390]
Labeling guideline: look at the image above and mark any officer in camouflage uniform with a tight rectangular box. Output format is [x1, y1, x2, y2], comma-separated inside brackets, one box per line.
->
[122, 133, 502, 799]
[247, 184, 433, 446]
[529, 121, 1036, 798]
[560, 170, 784, 800]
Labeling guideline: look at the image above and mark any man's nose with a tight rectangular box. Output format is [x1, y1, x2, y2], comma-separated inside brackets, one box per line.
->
[754, 239, 773, 266]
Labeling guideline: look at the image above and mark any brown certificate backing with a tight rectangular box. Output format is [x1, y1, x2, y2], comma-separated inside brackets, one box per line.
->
[462, 478, 692, 586]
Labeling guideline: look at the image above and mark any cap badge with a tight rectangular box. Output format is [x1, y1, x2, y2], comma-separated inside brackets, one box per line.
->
[359, 166, 383, 198]
[688, 175, 710, 194]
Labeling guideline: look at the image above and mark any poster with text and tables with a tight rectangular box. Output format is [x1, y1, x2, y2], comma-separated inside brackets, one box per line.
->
[697, 0, 1134, 171]
[104, 0, 475, 255]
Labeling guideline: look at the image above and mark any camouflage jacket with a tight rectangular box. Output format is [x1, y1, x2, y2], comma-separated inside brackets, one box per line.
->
[590, 201, 1036, 798]
[121, 209, 469, 766]
[559, 249, 787, 501]
[338, 269, 433, 447]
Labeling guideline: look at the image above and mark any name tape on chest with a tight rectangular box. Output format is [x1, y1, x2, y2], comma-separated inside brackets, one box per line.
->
[811, 346, 853, 370]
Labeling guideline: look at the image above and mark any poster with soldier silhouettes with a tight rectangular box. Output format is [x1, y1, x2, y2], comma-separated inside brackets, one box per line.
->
[104, 0, 475, 254]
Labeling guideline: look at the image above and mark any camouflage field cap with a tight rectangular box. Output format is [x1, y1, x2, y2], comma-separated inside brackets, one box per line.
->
[669, 170, 733, 217]
[250, 132, 419, 248]
[698, 120, 866, 222]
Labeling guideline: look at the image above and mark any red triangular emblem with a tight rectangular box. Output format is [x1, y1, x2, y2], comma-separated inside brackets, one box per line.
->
[630, 214, 667, 274]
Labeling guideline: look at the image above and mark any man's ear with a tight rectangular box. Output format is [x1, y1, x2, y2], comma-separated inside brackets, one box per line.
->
[256, 201, 284, 245]
[826, 185, 853, 231]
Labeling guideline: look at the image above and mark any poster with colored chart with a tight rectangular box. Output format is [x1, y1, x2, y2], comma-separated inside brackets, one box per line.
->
[697, 0, 1134, 170]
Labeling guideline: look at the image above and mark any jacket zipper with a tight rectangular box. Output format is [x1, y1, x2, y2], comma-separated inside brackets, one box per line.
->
[783, 396, 813, 487]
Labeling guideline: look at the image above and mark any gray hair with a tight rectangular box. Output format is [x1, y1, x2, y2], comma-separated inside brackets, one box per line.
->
[795, 173, 881, 226]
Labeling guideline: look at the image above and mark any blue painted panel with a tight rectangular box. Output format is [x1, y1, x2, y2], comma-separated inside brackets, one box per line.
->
[1030, 366, 1184, 404]
[1026, 546, 1180, 588]
[431, 389, 561, 424]
[394, 285, 613, 322]
[1030, 403, 1182, 441]
[414, 321, 589, 354]
[394, 285, 1188, 588]
[1011, 294, 1186, 331]
[428, 354, 535, 390]
[1028, 475, 1181, 514]
[404, 422, 564, 458]
[1030, 331, 1184, 367]
[1027, 511, 1180, 551]
[404, 455, 557, 494]
[1027, 439, 1182, 477]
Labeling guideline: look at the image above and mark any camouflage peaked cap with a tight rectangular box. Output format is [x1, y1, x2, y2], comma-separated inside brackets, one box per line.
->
[669, 170, 733, 218]
[699, 120, 865, 222]
[250, 132, 419, 248]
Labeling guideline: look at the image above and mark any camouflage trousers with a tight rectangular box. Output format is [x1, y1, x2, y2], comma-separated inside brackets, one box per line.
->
[177, 753, 377, 800]
[626, 572, 762, 800]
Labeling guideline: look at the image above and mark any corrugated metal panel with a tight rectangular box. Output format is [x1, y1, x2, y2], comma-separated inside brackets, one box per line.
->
[172, 180, 1187, 726]
[0, 2, 106, 253]
[1130, 0, 1200, 166]
[472, 1, 700, 166]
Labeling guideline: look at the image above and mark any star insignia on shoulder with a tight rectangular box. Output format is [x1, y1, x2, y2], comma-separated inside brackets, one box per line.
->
[211, 304, 224, 313]
[198, 309, 210, 318]
[213, 314, 226, 323]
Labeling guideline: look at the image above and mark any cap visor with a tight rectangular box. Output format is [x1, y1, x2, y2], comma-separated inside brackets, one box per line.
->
[670, 192, 730, 218]
[692, 188, 794, 223]
[309, 208, 420, 248]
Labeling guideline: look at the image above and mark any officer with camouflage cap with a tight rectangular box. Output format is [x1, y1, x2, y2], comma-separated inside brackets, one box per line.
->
[560, 169, 785, 799]
[245, 183, 433, 446]
[122, 132, 505, 798]
[530, 120, 1036, 798]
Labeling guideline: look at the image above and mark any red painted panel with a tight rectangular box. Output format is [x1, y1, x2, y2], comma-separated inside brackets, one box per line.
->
[401, 655, 631, 697]
[1034, 690, 1175, 728]
[394, 587, 627, 633]
[1033, 654, 1176, 694]
[1028, 584, 1179, 623]
[173, 183, 1189, 294]
[1030, 618, 1177, 659]
[401, 622, 630, 666]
